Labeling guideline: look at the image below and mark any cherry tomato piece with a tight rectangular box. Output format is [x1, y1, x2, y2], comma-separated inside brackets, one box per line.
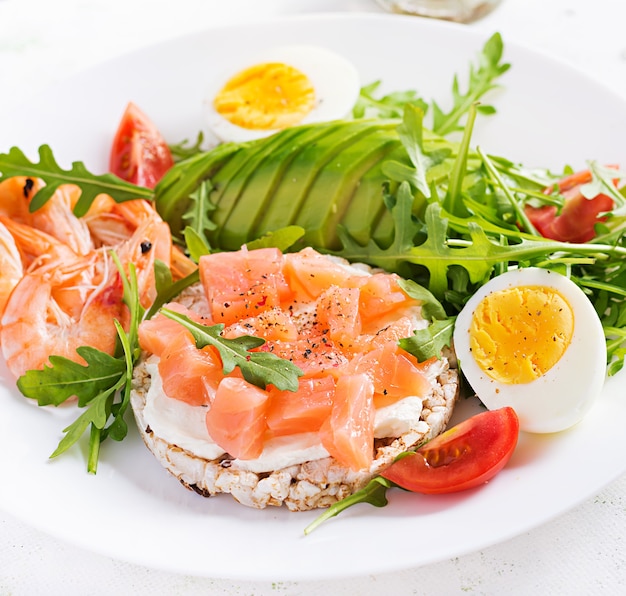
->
[381, 407, 519, 494]
[109, 102, 174, 188]
[524, 169, 614, 243]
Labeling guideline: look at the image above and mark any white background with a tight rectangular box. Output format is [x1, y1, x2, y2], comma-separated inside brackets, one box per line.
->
[1, 1, 626, 594]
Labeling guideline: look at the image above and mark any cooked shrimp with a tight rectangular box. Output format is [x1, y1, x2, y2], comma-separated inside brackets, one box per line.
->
[113, 215, 173, 308]
[86, 196, 197, 280]
[0, 221, 23, 315]
[0, 215, 79, 272]
[0, 257, 126, 379]
[29, 184, 93, 256]
[0, 176, 42, 223]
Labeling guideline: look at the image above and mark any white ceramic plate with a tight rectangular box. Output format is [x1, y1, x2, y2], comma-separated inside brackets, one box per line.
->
[1, 13, 626, 582]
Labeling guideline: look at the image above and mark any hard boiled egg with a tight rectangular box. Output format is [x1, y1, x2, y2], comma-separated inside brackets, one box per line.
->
[203, 45, 360, 143]
[453, 268, 606, 433]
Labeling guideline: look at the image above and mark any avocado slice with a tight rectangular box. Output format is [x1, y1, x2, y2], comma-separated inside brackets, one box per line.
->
[295, 130, 401, 249]
[249, 120, 398, 250]
[216, 124, 336, 250]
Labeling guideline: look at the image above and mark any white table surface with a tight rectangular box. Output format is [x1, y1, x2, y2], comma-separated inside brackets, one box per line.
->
[1, 1, 626, 594]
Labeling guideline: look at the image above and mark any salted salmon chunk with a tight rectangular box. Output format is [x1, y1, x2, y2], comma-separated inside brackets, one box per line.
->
[358, 273, 417, 329]
[159, 332, 222, 406]
[263, 336, 348, 377]
[319, 373, 375, 472]
[283, 247, 360, 302]
[266, 376, 335, 436]
[138, 302, 204, 357]
[222, 307, 298, 342]
[348, 343, 432, 408]
[315, 286, 362, 345]
[199, 247, 292, 326]
[205, 377, 270, 460]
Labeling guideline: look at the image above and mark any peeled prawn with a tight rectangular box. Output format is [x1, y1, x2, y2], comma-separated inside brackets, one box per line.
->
[0, 215, 79, 272]
[0, 260, 126, 379]
[29, 184, 93, 256]
[85, 196, 197, 280]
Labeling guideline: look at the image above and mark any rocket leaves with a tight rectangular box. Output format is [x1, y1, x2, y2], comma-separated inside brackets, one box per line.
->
[160, 309, 304, 391]
[0, 145, 152, 216]
[16, 256, 144, 474]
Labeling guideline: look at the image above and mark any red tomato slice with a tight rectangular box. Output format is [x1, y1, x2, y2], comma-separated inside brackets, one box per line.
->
[109, 102, 174, 188]
[524, 169, 614, 243]
[380, 407, 519, 494]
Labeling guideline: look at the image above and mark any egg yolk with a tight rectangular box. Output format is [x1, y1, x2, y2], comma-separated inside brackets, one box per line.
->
[469, 285, 574, 384]
[213, 62, 316, 131]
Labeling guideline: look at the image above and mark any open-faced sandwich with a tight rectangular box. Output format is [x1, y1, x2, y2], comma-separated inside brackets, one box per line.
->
[131, 246, 459, 510]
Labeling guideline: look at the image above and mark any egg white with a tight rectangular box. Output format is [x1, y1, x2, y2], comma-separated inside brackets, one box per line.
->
[453, 268, 606, 433]
[203, 45, 360, 143]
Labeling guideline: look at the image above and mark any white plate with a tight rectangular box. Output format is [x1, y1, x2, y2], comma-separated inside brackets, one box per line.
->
[1, 13, 626, 582]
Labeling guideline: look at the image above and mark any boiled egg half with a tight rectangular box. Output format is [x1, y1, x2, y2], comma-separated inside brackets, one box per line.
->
[203, 45, 360, 143]
[453, 268, 606, 433]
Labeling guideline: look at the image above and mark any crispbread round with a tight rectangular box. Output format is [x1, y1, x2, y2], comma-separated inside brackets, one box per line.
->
[130, 277, 459, 510]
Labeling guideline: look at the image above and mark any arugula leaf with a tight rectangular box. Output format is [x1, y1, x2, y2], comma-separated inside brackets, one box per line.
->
[160, 309, 304, 391]
[169, 131, 206, 162]
[399, 318, 455, 362]
[183, 226, 212, 262]
[432, 32, 510, 136]
[15, 256, 145, 473]
[50, 389, 117, 462]
[181, 179, 217, 247]
[0, 145, 152, 216]
[352, 80, 429, 120]
[442, 102, 478, 217]
[382, 105, 432, 198]
[339, 182, 626, 301]
[145, 260, 200, 320]
[304, 476, 394, 535]
[17, 348, 126, 407]
[397, 277, 447, 321]
[582, 162, 626, 217]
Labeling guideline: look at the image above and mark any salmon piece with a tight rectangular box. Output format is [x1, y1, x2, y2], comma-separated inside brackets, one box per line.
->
[348, 315, 418, 353]
[357, 273, 417, 330]
[319, 373, 375, 472]
[199, 247, 292, 326]
[158, 332, 222, 406]
[205, 377, 270, 460]
[283, 247, 358, 302]
[138, 302, 206, 357]
[315, 286, 362, 346]
[222, 307, 298, 342]
[348, 343, 432, 408]
[266, 376, 335, 436]
[263, 336, 348, 377]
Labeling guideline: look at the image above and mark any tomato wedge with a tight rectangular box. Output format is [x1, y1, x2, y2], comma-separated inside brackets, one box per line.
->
[381, 407, 519, 494]
[524, 169, 614, 243]
[109, 102, 174, 188]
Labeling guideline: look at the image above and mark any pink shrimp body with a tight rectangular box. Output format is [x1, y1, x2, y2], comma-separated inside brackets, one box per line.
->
[0, 267, 126, 378]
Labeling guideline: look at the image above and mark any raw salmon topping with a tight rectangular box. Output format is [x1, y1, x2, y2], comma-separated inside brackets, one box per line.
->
[138, 246, 433, 471]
